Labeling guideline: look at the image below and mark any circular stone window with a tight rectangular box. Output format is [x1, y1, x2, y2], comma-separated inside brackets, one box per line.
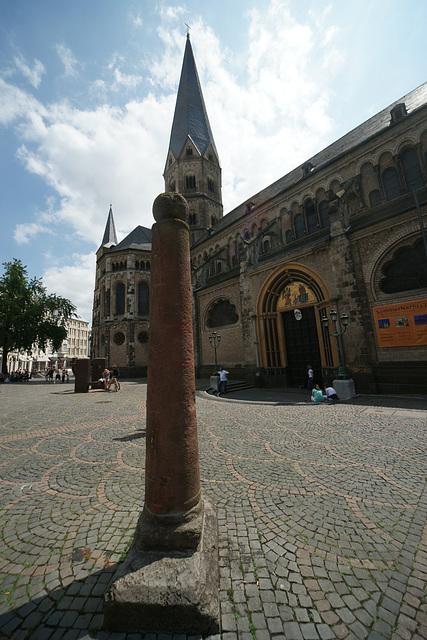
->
[113, 331, 125, 345]
[138, 331, 149, 344]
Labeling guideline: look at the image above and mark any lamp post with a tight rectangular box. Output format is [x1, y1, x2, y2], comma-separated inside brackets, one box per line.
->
[208, 331, 221, 371]
[322, 309, 349, 379]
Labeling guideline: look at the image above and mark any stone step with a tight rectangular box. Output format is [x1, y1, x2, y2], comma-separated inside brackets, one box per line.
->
[207, 380, 254, 395]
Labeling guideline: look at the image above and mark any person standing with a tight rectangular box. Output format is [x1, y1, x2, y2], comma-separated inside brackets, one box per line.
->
[307, 364, 314, 391]
[216, 366, 229, 396]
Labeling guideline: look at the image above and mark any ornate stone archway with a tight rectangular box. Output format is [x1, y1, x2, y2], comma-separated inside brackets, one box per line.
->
[256, 263, 336, 383]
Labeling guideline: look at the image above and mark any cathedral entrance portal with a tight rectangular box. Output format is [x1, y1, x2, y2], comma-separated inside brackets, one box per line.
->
[257, 263, 335, 387]
[282, 307, 322, 387]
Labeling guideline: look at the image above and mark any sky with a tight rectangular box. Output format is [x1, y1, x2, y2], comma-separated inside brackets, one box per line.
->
[1, 0, 426, 324]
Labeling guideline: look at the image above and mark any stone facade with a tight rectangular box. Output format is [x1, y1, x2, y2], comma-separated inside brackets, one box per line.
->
[191, 91, 427, 393]
[91, 227, 151, 378]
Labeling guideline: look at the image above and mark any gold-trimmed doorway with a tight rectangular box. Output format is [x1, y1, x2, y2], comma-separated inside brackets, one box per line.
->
[256, 263, 336, 387]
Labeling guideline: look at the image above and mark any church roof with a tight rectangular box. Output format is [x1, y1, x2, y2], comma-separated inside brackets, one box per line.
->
[206, 81, 427, 239]
[113, 225, 152, 251]
[167, 35, 218, 160]
[101, 205, 118, 247]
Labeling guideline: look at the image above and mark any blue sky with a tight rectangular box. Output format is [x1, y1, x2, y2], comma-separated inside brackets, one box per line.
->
[1, 0, 426, 322]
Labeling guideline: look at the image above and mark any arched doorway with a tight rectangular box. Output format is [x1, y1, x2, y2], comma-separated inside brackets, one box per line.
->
[257, 264, 335, 387]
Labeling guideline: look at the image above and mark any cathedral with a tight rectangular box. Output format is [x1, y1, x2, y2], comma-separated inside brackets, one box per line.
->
[91, 34, 427, 394]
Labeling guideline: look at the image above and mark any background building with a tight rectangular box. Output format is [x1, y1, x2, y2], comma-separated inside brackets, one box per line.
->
[92, 36, 427, 394]
[91, 206, 152, 377]
[1, 315, 89, 375]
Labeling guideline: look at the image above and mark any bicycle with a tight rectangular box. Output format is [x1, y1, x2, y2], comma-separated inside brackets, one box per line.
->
[110, 376, 120, 392]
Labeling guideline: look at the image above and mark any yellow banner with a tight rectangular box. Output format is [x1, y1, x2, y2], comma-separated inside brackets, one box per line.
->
[373, 299, 427, 347]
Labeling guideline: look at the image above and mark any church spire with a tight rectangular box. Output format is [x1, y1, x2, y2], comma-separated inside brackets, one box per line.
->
[164, 35, 223, 244]
[167, 34, 218, 160]
[101, 204, 118, 247]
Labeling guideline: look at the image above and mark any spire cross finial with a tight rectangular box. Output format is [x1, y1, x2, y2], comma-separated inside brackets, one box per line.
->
[185, 23, 190, 38]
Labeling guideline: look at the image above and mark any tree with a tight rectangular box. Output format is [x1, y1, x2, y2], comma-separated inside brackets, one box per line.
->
[0, 259, 77, 374]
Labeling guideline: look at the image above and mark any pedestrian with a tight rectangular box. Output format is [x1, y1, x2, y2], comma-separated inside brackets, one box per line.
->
[216, 366, 229, 396]
[61, 369, 66, 384]
[311, 383, 325, 403]
[54, 369, 61, 384]
[307, 364, 314, 391]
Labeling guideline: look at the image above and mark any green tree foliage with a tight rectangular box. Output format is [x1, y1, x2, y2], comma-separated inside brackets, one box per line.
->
[0, 259, 77, 374]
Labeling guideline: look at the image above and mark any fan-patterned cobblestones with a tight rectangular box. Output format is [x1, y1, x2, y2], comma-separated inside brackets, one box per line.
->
[0, 380, 426, 640]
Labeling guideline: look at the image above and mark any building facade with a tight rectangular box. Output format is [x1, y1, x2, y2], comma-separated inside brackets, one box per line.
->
[92, 35, 427, 393]
[0, 315, 89, 374]
[91, 206, 152, 376]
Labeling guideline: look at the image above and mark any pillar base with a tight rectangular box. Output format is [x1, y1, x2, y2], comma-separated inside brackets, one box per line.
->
[135, 499, 204, 550]
[103, 498, 220, 634]
[333, 378, 356, 400]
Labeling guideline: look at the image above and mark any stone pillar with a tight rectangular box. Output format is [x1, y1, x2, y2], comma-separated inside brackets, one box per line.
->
[73, 358, 90, 393]
[104, 193, 219, 634]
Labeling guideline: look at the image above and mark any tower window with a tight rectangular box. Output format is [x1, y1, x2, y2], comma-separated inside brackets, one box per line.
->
[115, 283, 125, 315]
[382, 167, 402, 201]
[138, 282, 149, 315]
[189, 213, 197, 225]
[208, 178, 214, 191]
[400, 148, 424, 190]
[294, 213, 305, 239]
[369, 190, 381, 207]
[186, 147, 193, 156]
[186, 174, 196, 189]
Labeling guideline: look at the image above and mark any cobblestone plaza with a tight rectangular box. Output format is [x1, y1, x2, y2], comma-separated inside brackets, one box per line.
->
[0, 381, 426, 640]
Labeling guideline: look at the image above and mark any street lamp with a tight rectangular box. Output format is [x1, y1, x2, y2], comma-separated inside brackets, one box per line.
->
[322, 310, 349, 379]
[208, 331, 221, 371]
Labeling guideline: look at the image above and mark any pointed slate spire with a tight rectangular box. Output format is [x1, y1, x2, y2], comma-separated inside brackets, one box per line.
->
[101, 205, 118, 247]
[168, 34, 218, 159]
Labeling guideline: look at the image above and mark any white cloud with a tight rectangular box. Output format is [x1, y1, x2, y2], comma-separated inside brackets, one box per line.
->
[56, 44, 79, 77]
[0, 78, 47, 125]
[13, 53, 46, 88]
[112, 68, 142, 91]
[42, 253, 95, 323]
[14, 221, 54, 244]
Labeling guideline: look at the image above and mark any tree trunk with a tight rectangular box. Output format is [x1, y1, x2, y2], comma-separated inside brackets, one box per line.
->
[1, 347, 8, 375]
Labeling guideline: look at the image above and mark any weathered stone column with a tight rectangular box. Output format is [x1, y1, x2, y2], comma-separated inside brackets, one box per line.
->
[104, 193, 219, 634]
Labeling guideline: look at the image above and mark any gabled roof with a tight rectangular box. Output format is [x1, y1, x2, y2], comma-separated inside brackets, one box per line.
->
[114, 225, 152, 251]
[167, 35, 219, 160]
[101, 205, 118, 247]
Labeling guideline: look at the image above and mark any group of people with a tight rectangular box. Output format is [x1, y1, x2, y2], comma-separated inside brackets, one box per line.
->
[99, 365, 120, 391]
[307, 364, 339, 403]
[2, 369, 32, 383]
[45, 367, 69, 383]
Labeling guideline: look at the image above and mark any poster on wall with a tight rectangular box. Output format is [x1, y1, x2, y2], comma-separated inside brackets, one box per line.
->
[373, 299, 427, 347]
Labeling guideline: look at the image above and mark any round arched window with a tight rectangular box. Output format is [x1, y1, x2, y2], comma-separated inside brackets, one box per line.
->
[138, 331, 149, 344]
[113, 332, 125, 345]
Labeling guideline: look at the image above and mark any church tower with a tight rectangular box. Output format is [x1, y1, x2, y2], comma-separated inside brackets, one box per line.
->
[164, 33, 223, 244]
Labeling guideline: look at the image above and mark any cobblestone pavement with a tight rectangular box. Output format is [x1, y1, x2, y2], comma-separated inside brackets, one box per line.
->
[0, 380, 426, 640]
